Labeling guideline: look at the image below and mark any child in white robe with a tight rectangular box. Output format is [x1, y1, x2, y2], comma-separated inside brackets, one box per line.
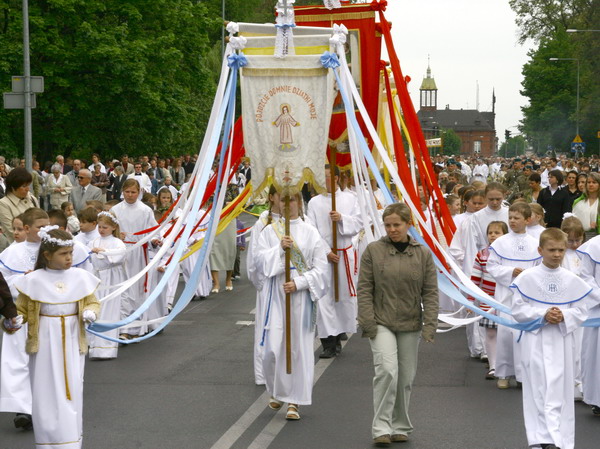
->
[181, 210, 213, 301]
[511, 228, 591, 449]
[72, 207, 100, 247]
[0, 208, 49, 430]
[526, 203, 546, 241]
[110, 179, 158, 338]
[451, 184, 508, 358]
[561, 215, 586, 400]
[247, 187, 280, 386]
[487, 202, 541, 388]
[256, 193, 330, 420]
[88, 211, 127, 359]
[14, 227, 100, 449]
[576, 234, 600, 417]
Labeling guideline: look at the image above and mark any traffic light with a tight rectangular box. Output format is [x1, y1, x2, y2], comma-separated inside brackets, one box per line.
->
[505, 129, 511, 140]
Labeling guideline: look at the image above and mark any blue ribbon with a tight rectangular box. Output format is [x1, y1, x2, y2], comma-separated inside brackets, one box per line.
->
[275, 23, 296, 29]
[87, 57, 239, 342]
[227, 52, 248, 69]
[320, 51, 340, 69]
[322, 49, 600, 330]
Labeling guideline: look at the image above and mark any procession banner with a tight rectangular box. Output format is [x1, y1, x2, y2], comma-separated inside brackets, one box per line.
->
[241, 54, 335, 193]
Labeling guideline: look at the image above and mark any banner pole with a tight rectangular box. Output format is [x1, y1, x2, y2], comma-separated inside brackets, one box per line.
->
[330, 148, 339, 303]
[284, 191, 292, 374]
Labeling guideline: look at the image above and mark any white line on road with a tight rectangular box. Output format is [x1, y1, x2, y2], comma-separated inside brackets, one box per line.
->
[209, 335, 353, 449]
[235, 321, 255, 326]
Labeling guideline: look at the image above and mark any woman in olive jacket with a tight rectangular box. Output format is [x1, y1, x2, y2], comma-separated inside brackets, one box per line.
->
[358, 202, 438, 446]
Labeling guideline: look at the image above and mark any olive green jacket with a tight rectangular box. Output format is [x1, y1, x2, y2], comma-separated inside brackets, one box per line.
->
[16, 293, 100, 355]
[357, 235, 439, 342]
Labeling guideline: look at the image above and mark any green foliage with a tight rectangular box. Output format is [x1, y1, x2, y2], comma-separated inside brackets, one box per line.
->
[499, 135, 528, 158]
[1, 0, 227, 160]
[511, 0, 599, 155]
[440, 128, 461, 155]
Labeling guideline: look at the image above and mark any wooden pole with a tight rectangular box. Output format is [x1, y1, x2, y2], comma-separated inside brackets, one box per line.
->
[330, 149, 339, 303]
[284, 193, 292, 374]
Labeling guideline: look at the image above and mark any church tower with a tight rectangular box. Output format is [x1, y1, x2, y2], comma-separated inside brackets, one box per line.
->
[419, 59, 437, 111]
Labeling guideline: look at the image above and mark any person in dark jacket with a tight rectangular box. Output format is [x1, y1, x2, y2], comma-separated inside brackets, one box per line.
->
[537, 169, 572, 228]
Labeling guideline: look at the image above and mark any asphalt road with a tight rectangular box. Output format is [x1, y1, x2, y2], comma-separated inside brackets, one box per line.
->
[1, 247, 598, 449]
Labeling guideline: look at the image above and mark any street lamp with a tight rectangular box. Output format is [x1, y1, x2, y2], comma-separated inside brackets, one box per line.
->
[549, 57, 580, 137]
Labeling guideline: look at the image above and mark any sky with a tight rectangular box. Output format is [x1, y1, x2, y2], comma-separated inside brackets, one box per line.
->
[384, 0, 535, 140]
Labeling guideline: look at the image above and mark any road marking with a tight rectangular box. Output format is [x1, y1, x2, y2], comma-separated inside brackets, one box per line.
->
[235, 321, 255, 326]
[210, 335, 353, 449]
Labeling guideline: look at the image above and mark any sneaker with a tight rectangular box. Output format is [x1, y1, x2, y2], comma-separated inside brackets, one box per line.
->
[339, 332, 348, 341]
[373, 434, 391, 446]
[497, 378, 510, 389]
[391, 434, 408, 442]
[592, 405, 600, 416]
[485, 369, 496, 380]
[480, 354, 488, 363]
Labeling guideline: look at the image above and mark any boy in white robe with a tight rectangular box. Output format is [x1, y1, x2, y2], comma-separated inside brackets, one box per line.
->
[247, 193, 280, 386]
[487, 202, 541, 388]
[511, 228, 591, 449]
[576, 235, 600, 417]
[306, 166, 362, 358]
[111, 179, 159, 338]
[255, 194, 330, 419]
[449, 184, 507, 358]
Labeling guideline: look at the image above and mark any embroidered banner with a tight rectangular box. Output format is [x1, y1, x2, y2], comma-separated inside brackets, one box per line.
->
[240, 54, 335, 194]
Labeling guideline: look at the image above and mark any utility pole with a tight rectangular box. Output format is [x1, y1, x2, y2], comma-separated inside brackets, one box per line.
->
[22, 0, 32, 171]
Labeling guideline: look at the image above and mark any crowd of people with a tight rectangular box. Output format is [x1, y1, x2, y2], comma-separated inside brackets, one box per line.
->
[440, 153, 600, 449]
[0, 153, 251, 448]
[0, 150, 599, 449]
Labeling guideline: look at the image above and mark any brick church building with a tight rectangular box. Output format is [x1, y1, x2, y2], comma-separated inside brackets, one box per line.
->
[416, 64, 497, 157]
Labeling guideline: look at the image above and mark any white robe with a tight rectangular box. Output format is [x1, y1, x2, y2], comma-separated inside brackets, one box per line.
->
[0, 241, 39, 414]
[181, 212, 212, 299]
[487, 231, 541, 380]
[111, 200, 158, 336]
[306, 189, 362, 338]
[88, 235, 127, 358]
[511, 264, 590, 449]
[577, 237, 600, 408]
[73, 228, 100, 247]
[247, 210, 279, 385]
[256, 218, 330, 404]
[449, 206, 508, 279]
[562, 248, 584, 393]
[526, 224, 545, 242]
[14, 268, 100, 449]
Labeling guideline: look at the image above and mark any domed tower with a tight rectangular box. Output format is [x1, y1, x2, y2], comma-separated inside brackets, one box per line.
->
[419, 60, 437, 111]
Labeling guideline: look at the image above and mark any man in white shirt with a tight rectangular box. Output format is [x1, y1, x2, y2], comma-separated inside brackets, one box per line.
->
[471, 158, 489, 183]
[128, 162, 152, 194]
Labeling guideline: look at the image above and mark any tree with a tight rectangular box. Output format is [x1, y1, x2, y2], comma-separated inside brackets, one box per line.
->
[440, 128, 461, 155]
[511, 0, 599, 155]
[499, 135, 528, 158]
[0, 0, 225, 160]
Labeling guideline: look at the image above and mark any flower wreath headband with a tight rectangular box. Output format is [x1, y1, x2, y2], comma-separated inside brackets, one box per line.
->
[38, 225, 74, 247]
[98, 211, 120, 226]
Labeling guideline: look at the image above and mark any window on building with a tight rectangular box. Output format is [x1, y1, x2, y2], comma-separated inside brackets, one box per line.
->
[473, 141, 482, 154]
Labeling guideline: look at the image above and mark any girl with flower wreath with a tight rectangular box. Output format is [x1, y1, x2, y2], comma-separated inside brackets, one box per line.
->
[14, 227, 100, 449]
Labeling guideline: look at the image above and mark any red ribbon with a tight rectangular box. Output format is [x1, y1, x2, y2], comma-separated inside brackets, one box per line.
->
[370, 0, 387, 12]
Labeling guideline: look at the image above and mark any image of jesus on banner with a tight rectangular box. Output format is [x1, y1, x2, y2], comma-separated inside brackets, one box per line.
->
[272, 104, 300, 152]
